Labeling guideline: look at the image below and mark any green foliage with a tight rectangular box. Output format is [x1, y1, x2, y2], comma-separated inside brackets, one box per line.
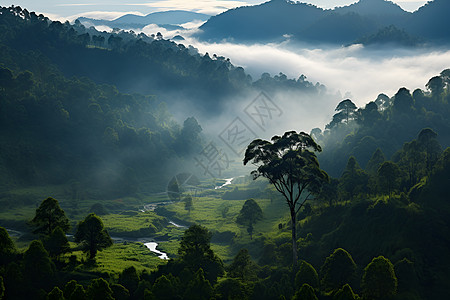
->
[87, 278, 114, 300]
[320, 248, 357, 292]
[292, 283, 318, 300]
[75, 213, 113, 259]
[31, 197, 70, 236]
[110, 284, 130, 300]
[333, 284, 359, 300]
[366, 148, 385, 175]
[0, 227, 15, 265]
[295, 260, 319, 290]
[244, 131, 328, 266]
[236, 199, 263, 239]
[118, 266, 140, 294]
[184, 195, 193, 212]
[48, 287, 64, 300]
[361, 256, 397, 300]
[339, 156, 369, 200]
[23, 240, 54, 290]
[377, 162, 401, 199]
[178, 224, 224, 283]
[227, 248, 257, 281]
[44, 227, 70, 258]
[214, 278, 245, 300]
[151, 274, 180, 300]
[184, 268, 213, 300]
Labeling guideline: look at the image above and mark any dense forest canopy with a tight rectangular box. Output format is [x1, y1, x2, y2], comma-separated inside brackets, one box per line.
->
[0, 4, 450, 300]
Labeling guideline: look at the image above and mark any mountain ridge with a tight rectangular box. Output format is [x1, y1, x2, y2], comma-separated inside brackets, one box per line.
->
[196, 0, 448, 45]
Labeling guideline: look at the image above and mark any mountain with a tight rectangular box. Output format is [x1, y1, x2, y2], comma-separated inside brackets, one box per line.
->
[334, 0, 408, 17]
[196, 0, 449, 46]
[78, 10, 210, 30]
[405, 0, 450, 42]
[197, 0, 324, 42]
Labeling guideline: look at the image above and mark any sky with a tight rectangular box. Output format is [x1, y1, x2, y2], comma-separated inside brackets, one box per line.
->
[3, 0, 429, 21]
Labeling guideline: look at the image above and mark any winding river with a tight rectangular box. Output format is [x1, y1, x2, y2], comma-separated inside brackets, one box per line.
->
[144, 242, 169, 260]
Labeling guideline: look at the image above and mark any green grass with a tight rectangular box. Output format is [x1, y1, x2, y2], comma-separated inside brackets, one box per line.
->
[71, 242, 167, 274]
[1, 180, 296, 270]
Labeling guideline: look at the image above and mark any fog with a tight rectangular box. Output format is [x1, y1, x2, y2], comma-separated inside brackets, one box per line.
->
[185, 39, 450, 107]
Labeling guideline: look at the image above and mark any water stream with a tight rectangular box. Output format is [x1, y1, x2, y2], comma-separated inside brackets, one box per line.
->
[144, 242, 169, 260]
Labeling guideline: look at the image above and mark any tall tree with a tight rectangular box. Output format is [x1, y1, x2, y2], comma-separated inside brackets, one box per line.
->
[31, 197, 70, 236]
[335, 99, 357, 124]
[244, 131, 328, 268]
[74, 213, 112, 259]
[236, 198, 263, 239]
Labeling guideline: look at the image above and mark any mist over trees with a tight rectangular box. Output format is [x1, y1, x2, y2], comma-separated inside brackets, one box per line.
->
[0, 3, 450, 300]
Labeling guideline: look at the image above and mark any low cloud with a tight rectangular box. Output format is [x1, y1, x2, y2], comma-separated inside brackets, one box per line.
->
[129, 0, 249, 15]
[184, 39, 450, 107]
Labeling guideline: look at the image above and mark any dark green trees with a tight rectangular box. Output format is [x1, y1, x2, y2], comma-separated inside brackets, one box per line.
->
[377, 161, 401, 199]
[178, 224, 224, 283]
[0, 227, 15, 265]
[361, 256, 397, 300]
[295, 260, 319, 290]
[31, 197, 70, 236]
[339, 156, 369, 200]
[320, 248, 357, 292]
[244, 131, 328, 267]
[44, 227, 70, 258]
[75, 213, 112, 259]
[184, 195, 193, 213]
[23, 240, 54, 290]
[227, 248, 257, 281]
[236, 198, 263, 239]
[327, 99, 358, 129]
[366, 148, 385, 175]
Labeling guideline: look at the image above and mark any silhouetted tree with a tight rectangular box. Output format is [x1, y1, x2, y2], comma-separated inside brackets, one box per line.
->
[236, 198, 263, 239]
[244, 131, 328, 268]
[31, 197, 70, 236]
[74, 213, 112, 259]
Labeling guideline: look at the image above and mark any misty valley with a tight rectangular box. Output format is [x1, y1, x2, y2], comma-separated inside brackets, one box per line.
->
[1, 1, 450, 300]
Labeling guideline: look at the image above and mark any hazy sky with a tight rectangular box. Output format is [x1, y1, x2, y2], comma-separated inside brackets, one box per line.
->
[4, 0, 429, 20]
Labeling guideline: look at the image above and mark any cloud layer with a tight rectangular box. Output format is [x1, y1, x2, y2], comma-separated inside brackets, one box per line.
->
[185, 39, 450, 107]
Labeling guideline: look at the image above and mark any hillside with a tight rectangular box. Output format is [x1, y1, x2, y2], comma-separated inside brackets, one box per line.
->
[196, 0, 449, 45]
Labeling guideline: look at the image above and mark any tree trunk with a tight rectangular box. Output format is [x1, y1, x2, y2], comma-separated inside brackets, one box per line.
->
[290, 207, 298, 269]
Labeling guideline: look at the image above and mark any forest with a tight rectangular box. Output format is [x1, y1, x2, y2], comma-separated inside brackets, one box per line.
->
[1, 4, 450, 300]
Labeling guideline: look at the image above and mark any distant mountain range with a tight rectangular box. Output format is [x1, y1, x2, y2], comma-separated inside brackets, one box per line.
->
[78, 10, 210, 30]
[195, 0, 450, 46]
